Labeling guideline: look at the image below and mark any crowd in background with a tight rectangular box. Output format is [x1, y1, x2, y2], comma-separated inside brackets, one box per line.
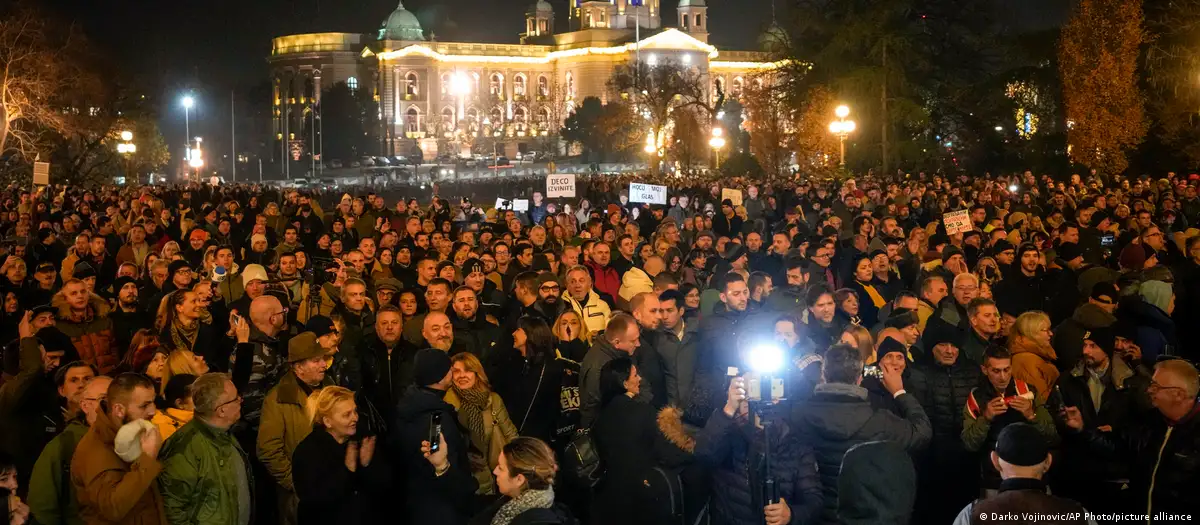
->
[1, 167, 1199, 525]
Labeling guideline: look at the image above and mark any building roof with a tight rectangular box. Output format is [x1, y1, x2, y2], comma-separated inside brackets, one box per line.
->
[379, 0, 425, 42]
[678, 0, 707, 6]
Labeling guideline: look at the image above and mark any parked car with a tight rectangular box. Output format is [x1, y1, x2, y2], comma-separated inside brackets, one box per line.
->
[327, 159, 343, 169]
[359, 156, 375, 167]
[374, 156, 392, 166]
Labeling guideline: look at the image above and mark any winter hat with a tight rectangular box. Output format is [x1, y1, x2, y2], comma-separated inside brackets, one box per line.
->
[188, 229, 208, 242]
[414, 348, 452, 386]
[991, 240, 1015, 255]
[250, 233, 268, 246]
[874, 336, 908, 364]
[1015, 242, 1040, 262]
[305, 316, 338, 338]
[995, 423, 1050, 467]
[941, 245, 964, 264]
[1089, 281, 1118, 305]
[241, 264, 268, 287]
[1083, 326, 1116, 356]
[112, 276, 138, 295]
[287, 332, 326, 363]
[167, 260, 192, 279]
[883, 308, 919, 331]
[375, 278, 402, 293]
[113, 419, 156, 463]
[462, 258, 485, 276]
[1140, 280, 1173, 312]
[37, 228, 56, 242]
[536, 272, 560, 289]
[1118, 243, 1148, 270]
[38, 326, 79, 360]
[73, 261, 97, 280]
[837, 441, 916, 525]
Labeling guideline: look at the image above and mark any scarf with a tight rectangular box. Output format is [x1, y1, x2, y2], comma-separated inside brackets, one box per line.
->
[454, 385, 491, 454]
[491, 488, 555, 525]
[857, 279, 887, 308]
[168, 310, 213, 352]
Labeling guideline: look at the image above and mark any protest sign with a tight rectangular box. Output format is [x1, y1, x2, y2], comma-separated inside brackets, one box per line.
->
[546, 173, 576, 198]
[629, 182, 667, 205]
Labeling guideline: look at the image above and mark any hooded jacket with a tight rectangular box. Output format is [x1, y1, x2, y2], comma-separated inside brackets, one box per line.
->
[1008, 335, 1059, 404]
[837, 441, 916, 525]
[1052, 302, 1116, 373]
[617, 266, 654, 303]
[788, 382, 931, 524]
[561, 289, 612, 336]
[391, 385, 478, 525]
[53, 292, 118, 374]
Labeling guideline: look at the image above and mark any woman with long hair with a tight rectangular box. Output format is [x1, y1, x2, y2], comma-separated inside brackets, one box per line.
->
[844, 254, 887, 327]
[841, 324, 876, 364]
[551, 310, 590, 361]
[490, 317, 573, 445]
[471, 437, 573, 524]
[293, 386, 387, 525]
[161, 241, 181, 261]
[1008, 311, 1058, 403]
[444, 353, 518, 496]
[157, 290, 220, 369]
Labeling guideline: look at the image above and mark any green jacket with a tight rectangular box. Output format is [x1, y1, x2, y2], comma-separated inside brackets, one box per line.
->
[158, 418, 254, 525]
[27, 419, 89, 525]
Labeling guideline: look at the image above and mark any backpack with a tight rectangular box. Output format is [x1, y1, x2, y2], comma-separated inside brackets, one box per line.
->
[561, 429, 603, 488]
[641, 466, 686, 525]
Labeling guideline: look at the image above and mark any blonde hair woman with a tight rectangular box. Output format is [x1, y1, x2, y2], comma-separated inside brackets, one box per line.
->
[473, 436, 566, 524]
[552, 310, 591, 362]
[840, 324, 876, 364]
[161, 240, 181, 261]
[1008, 311, 1058, 403]
[444, 352, 518, 495]
[294, 386, 385, 525]
[160, 349, 208, 395]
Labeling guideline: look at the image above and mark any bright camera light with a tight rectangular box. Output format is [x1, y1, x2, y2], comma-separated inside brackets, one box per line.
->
[1009, 184, 1018, 192]
[747, 343, 785, 374]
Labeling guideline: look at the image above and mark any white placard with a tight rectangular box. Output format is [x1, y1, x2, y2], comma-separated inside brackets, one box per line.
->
[513, 199, 530, 212]
[33, 162, 50, 186]
[722, 188, 743, 206]
[943, 209, 973, 235]
[495, 198, 507, 210]
[629, 182, 667, 205]
[546, 173, 576, 198]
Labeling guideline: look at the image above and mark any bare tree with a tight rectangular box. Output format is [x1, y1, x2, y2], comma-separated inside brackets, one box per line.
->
[742, 75, 796, 177]
[0, 6, 87, 161]
[608, 59, 717, 174]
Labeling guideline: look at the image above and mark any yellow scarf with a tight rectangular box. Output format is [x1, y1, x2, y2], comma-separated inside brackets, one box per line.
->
[858, 280, 887, 308]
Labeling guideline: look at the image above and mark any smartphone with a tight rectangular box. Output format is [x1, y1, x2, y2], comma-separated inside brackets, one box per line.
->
[1101, 234, 1115, 247]
[863, 365, 883, 379]
[429, 413, 442, 452]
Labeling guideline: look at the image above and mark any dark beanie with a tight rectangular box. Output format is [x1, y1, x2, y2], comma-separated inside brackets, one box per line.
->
[991, 239, 1015, 255]
[1016, 242, 1040, 262]
[112, 276, 138, 294]
[168, 259, 192, 278]
[1084, 326, 1116, 356]
[874, 336, 908, 364]
[37, 327, 79, 362]
[941, 245, 963, 264]
[413, 348, 452, 386]
[995, 423, 1050, 467]
[883, 308, 919, 330]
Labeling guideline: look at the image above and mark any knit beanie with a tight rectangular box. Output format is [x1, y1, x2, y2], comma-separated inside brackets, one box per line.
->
[1118, 243, 1147, 271]
[413, 348, 452, 387]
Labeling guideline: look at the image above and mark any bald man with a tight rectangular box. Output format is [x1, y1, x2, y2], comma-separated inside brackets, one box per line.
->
[422, 312, 455, 352]
[1064, 359, 1200, 517]
[28, 376, 112, 525]
[233, 295, 287, 434]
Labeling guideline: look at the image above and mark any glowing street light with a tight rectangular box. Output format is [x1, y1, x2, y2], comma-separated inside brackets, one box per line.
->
[709, 127, 727, 168]
[828, 105, 856, 168]
[120, 130, 133, 141]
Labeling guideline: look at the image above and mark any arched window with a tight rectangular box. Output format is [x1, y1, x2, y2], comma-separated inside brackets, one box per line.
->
[538, 106, 551, 124]
[537, 76, 549, 97]
[514, 106, 528, 123]
[347, 77, 359, 92]
[514, 74, 527, 96]
[406, 107, 421, 132]
[714, 78, 724, 95]
[731, 77, 744, 97]
[441, 73, 452, 95]
[566, 72, 576, 99]
[490, 106, 503, 124]
[467, 107, 479, 122]
[405, 72, 419, 96]
[441, 107, 454, 124]
[490, 73, 504, 96]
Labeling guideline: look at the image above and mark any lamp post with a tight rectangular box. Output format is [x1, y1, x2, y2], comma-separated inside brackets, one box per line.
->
[828, 105, 855, 168]
[116, 130, 137, 181]
[709, 127, 726, 170]
[181, 95, 195, 178]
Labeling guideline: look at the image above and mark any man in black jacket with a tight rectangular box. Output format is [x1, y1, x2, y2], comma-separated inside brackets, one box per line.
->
[359, 305, 415, 427]
[449, 286, 499, 362]
[908, 331, 983, 524]
[392, 348, 477, 525]
[1063, 358, 1200, 518]
[789, 343, 932, 525]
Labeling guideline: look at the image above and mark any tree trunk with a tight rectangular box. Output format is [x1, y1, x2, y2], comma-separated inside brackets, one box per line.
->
[881, 41, 890, 175]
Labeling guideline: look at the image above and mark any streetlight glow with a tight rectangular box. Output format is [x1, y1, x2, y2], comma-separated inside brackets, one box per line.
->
[829, 105, 856, 168]
[451, 73, 470, 95]
[181, 96, 195, 109]
[835, 105, 850, 119]
[121, 130, 133, 141]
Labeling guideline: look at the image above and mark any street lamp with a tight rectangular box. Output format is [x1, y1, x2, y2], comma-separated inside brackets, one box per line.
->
[828, 105, 856, 168]
[181, 95, 196, 174]
[709, 127, 726, 169]
[116, 130, 136, 179]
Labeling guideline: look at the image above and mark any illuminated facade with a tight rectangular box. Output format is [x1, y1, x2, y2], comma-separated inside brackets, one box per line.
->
[271, 0, 774, 159]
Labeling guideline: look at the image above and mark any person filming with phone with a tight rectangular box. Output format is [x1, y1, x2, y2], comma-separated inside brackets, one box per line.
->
[394, 348, 477, 524]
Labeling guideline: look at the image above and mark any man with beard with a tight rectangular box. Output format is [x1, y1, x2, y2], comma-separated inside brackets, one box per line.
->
[70, 373, 164, 525]
[461, 258, 504, 320]
[533, 273, 566, 323]
[629, 291, 667, 408]
[993, 243, 1048, 315]
[449, 287, 499, 362]
[769, 258, 809, 312]
[421, 311, 472, 355]
[699, 273, 758, 379]
[401, 278, 451, 346]
[109, 276, 150, 355]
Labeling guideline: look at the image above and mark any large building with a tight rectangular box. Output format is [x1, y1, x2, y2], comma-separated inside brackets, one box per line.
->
[269, 0, 776, 162]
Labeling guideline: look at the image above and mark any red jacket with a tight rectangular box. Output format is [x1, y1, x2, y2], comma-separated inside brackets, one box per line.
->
[586, 261, 620, 302]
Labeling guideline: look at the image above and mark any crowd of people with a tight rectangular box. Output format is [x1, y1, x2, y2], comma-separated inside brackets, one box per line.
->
[0, 167, 1198, 525]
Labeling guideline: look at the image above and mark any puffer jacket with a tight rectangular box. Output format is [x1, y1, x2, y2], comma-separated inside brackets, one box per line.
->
[618, 266, 654, 303]
[1052, 302, 1116, 373]
[561, 289, 612, 336]
[837, 440, 916, 525]
[1008, 336, 1060, 404]
[70, 412, 166, 525]
[909, 360, 981, 455]
[584, 261, 620, 304]
[788, 383, 931, 524]
[257, 371, 332, 493]
[693, 409, 824, 525]
[53, 292, 118, 374]
[158, 418, 254, 525]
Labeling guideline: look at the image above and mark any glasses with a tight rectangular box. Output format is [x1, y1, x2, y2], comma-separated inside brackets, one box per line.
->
[217, 395, 243, 410]
[1148, 381, 1184, 393]
[272, 307, 289, 317]
[540, 285, 561, 292]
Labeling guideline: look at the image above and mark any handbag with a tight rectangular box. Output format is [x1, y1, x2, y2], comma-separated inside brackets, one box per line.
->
[561, 429, 604, 488]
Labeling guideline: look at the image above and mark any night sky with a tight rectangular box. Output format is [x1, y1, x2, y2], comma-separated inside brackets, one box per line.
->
[36, 0, 1068, 163]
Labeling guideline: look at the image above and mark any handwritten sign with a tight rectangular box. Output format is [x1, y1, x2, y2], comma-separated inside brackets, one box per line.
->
[512, 199, 530, 212]
[943, 209, 973, 235]
[629, 182, 667, 205]
[722, 188, 743, 206]
[546, 173, 576, 198]
[33, 162, 50, 186]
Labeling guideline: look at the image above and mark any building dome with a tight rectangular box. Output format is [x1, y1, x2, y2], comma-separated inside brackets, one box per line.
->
[534, 0, 553, 12]
[379, 1, 425, 41]
[758, 21, 787, 52]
